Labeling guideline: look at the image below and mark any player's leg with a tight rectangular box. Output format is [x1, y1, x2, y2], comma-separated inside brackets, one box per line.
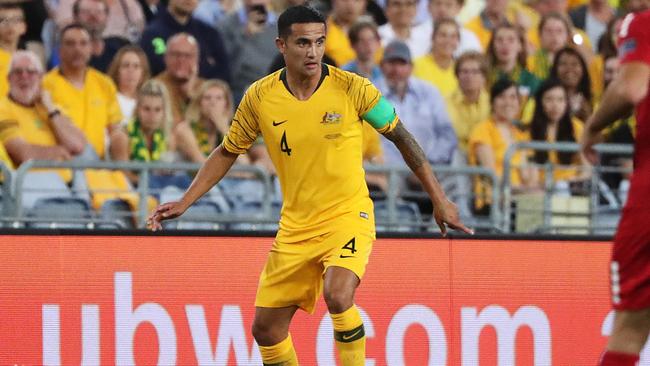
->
[252, 305, 300, 366]
[324, 266, 365, 366]
[599, 307, 650, 365]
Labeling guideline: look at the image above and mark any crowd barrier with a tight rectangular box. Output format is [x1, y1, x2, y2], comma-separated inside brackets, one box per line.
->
[1, 232, 648, 365]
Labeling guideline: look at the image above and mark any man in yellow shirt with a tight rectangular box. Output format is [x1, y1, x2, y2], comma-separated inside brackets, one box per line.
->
[149, 5, 471, 365]
[42, 23, 126, 160]
[0, 51, 88, 179]
[0, 2, 26, 98]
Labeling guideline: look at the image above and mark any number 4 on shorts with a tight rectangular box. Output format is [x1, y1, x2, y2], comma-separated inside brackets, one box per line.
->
[342, 237, 356, 254]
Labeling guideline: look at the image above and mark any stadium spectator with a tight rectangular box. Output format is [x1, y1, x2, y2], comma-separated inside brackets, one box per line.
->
[413, 17, 459, 97]
[0, 2, 26, 99]
[342, 18, 383, 83]
[139, 0, 231, 81]
[421, 0, 482, 58]
[377, 40, 457, 212]
[324, 0, 373, 66]
[529, 78, 590, 187]
[378, 0, 429, 58]
[446, 51, 490, 159]
[217, 0, 279, 102]
[135, 0, 163, 23]
[42, 24, 127, 160]
[469, 78, 537, 214]
[487, 23, 541, 100]
[149, 8, 470, 365]
[549, 46, 593, 122]
[0, 51, 87, 172]
[569, 0, 614, 52]
[528, 12, 574, 80]
[18, 0, 48, 63]
[582, 7, 650, 365]
[121, 79, 191, 189]
[56, 0, 145, 42]
[155, 33, 204, 124]
[464, 0, 512, 49]
[72, 0, 130, 72]
[194, 0, 234, 27]
[174, 79, 238, 163]
[107, 45, 151, 125]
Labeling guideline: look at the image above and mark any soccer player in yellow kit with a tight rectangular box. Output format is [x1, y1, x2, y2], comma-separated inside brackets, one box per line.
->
[148, 5, 472, 365]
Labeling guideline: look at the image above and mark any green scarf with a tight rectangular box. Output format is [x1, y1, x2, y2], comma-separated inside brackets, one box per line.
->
[190, 120, 223, 157]
[128, 118, 166, 162]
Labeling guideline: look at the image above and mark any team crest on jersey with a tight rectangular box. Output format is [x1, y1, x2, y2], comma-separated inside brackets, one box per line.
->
[321, 111, 342, 125]
[618, 39, 637, 58]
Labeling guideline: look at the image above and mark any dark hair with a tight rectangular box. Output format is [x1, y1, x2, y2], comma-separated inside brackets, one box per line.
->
[277, 5, 326, 39]
[530, 78, 576, 165]
[487, 23, 528, 70]
[549, 46, 592, 105]
[597, 16, 621, 59]
[72, 0, 109, 17]
[348, 18, 379, 45]
[60, 22, 91, 40]
[0, 2, 23, 11]
[454, 50, 488, 78]
[490, 77, 518, 105]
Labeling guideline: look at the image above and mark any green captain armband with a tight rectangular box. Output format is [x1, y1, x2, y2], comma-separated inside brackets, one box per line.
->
[362, 96, 396, 129]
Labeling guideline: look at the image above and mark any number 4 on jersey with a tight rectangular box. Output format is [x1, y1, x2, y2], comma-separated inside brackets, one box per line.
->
[280, 131, 292, 156]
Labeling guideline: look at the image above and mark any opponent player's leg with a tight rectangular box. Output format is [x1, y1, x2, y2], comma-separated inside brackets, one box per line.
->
[324, 266, 365, 366]
[252, 305, 299, 366]
[599, 307, 650, 365]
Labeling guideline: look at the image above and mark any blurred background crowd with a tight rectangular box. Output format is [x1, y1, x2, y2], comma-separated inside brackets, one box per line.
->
[0, 0, 641, 228]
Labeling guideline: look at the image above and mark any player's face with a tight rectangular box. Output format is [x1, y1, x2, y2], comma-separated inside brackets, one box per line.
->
[540, 18, 568, 53]
[59, 28, 92, 70]
[492, 86, 520, 122]
[277, 23, 326, 78]
[541, 86, 568, 123]
[137, 95, 165, 131]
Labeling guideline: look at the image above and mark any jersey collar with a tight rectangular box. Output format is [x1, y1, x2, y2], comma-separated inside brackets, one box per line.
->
[279, 63, 329, 97]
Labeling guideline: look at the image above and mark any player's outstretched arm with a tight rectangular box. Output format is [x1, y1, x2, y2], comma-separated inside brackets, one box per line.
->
[147, 145, 239, 231]
[383, 122, 473, 236]
[582, 62, 650, 164]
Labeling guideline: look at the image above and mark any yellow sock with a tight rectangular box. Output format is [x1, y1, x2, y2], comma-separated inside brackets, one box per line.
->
[258, 333, 299, 366]
[330, 305, 365, 366]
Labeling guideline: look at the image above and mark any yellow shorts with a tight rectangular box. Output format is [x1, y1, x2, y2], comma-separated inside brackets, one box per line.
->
[254, 228, 375, 314]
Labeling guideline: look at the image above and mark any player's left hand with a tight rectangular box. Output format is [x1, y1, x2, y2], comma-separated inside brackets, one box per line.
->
[580, 124, 604, 165]
[433, 199, 474, 236]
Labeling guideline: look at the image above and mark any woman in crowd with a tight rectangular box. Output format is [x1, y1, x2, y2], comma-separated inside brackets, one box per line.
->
[487, 23, 541, 101]
[529, 78, 590, 188]
[107, 45, 151, 125]
[549, 46, 593, 122]
[413, 17, 460, 97]
[528, 12, 574, 81]
[469, 78, 537, 214]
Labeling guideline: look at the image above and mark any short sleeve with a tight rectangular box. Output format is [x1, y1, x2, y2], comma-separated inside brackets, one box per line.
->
[618, 12, 650, 66]
[222, 84, 261, 154]
[0, 119, 19, 143]
[468, 121, 492, 151]
[346, 73, 399, 134]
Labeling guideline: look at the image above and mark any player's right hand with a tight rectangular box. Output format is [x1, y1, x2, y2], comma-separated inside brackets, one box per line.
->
[147, 201, 187, 231]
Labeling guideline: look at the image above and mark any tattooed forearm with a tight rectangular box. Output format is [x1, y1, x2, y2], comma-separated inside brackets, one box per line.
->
[383, 121, 428, 171]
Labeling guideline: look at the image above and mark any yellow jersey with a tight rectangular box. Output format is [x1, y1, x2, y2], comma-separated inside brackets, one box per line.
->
[42, 67, 122, 158]
[0, 48, 10, 99]
[222, 65, 398, 242]
[412, 55, 458, 98]
[0, 97, 70, 179]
